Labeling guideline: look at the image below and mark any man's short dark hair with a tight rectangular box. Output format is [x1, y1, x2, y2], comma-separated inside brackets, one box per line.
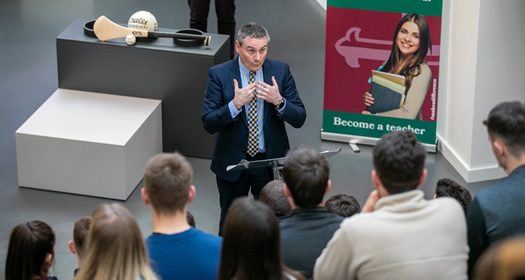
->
[144, 152, 193, 215]
[483, 101, 525, 157]
[260, 180, 291, 217]
[373, 131, 426, 194]
[282, 145, 329, 209]
[325, 194, 361, 217]
[435, 178, 472, 214]
[73, 216, 92, 258]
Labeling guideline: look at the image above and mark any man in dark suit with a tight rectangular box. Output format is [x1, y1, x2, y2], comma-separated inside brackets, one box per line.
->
[202, 22, 306, 233]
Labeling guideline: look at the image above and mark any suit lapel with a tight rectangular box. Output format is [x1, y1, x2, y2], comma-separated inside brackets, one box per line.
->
[262, 60, 273, 128]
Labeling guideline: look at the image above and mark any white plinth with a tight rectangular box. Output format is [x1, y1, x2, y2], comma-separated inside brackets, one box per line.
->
[16, 89, 162, 200]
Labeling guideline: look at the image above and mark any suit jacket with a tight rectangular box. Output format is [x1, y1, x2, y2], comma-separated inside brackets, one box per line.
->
[466, 164, 525, 276]
[279, 208, 343, 279]
[202, 58, 306, 182]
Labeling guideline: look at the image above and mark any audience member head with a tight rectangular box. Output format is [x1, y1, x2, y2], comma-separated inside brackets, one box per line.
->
[483, 101, 525, 174]
[218, 198, 304, 280]
[187, 211, 196, 227]
[474, 235, 525, 280]
[325, 194, 361, 217]
[143, 152, 194, 216]
[68, 216, 92, 269]
[5, 220, 55, 280]
[260, 179, 291, 217]
[282, 145, 330, 209]
[236, 22, 270, 46]
[434, 178, 472, 214]
[372, 131, 426, 195]
[74, 203, 157, 280]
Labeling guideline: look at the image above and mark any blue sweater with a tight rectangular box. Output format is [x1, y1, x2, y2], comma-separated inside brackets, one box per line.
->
[146, 227, 222, 280]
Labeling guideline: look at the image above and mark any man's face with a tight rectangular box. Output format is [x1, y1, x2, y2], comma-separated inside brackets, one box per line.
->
[236, 37, 268, 71]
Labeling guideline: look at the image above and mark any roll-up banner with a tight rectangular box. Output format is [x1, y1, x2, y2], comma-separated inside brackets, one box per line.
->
[321, 0, 442, 151]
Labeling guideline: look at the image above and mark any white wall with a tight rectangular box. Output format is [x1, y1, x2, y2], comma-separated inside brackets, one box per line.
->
[316, 0, 326, 10]
[438, 0, 525, 182]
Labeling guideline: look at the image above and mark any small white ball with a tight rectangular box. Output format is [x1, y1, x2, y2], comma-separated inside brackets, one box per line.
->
[125, 34, 136, 46]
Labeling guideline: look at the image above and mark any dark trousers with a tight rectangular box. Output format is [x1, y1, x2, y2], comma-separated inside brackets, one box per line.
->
[188, 0, 236, 58]
[217, 153, 273, 235]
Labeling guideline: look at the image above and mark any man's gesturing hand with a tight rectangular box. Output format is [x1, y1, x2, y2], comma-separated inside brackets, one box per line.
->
[232, 79, 257, 110]
[256, 76, 283, 106]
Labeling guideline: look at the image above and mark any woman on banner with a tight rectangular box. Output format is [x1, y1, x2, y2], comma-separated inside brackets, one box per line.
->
[363, 13, 432, 120]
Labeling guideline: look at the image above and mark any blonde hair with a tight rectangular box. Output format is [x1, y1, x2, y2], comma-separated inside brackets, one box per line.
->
[74, 203, 157, 280]
[474, 235, 525, 280]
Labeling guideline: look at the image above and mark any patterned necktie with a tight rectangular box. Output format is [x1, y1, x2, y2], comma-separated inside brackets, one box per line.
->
[247, 70, 259, 157]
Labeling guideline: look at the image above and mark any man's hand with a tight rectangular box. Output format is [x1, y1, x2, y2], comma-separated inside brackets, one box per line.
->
[256, 76, 282, 106]
[232, 79, 257, 110]
[361, 190, 379, 213]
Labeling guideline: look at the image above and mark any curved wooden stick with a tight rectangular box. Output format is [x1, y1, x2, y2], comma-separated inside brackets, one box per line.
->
[93, 16, 211, 45]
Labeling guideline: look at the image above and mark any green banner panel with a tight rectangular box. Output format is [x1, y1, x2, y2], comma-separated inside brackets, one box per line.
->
[328, 0, 442, 16]
[323, 110, 436, 144]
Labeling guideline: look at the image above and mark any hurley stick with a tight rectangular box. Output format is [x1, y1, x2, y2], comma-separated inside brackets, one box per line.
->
[93, 16, 211, 45]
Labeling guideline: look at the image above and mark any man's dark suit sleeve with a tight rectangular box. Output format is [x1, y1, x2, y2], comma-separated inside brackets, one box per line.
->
[277, 63, 306, 128]
[466, 198, 488, 277]
[202, 67, 235, 134]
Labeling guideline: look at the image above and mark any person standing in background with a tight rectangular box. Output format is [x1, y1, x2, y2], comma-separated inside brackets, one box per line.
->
[188, 0, 235, 58]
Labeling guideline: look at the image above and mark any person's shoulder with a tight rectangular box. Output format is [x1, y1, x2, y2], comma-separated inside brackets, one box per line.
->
[418, 63, 432, 76]
[475, 180, 507, 202]
[192, 228, 222, 243]
[432, 196, 464, 214]
[210, 59, 235, 72]
[432, 195, 460, 205]
[278, 213, 296, 227]
[338, 212, 369, 229]
[320, 211, 345, 222]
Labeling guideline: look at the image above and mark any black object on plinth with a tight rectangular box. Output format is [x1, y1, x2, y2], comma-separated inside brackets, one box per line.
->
[56, 19, 230, 158]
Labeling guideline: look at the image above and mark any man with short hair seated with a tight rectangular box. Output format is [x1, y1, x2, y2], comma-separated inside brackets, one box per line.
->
[260, 179, 292, 218]
[467, 101, 525, 277]
[142, 152, 222, 280]
[315, 131, 468, 280]
[279, 145, 343, 279]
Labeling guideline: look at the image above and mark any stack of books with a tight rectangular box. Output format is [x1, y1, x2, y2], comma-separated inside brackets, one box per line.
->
[366, 70, 406, 114]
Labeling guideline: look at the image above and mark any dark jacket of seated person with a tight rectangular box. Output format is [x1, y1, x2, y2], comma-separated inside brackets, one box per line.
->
[279, 145, 343, 279]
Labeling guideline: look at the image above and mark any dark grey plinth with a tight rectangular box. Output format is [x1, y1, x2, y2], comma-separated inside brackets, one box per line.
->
[56, 19, 230, 158]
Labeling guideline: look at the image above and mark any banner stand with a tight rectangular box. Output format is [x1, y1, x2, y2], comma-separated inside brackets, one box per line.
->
[322, 1, 443, 153]
[321, 131, 437, 153]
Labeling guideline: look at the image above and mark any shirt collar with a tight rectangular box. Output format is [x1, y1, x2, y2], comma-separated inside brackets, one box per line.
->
[238, 56, 261, 78]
